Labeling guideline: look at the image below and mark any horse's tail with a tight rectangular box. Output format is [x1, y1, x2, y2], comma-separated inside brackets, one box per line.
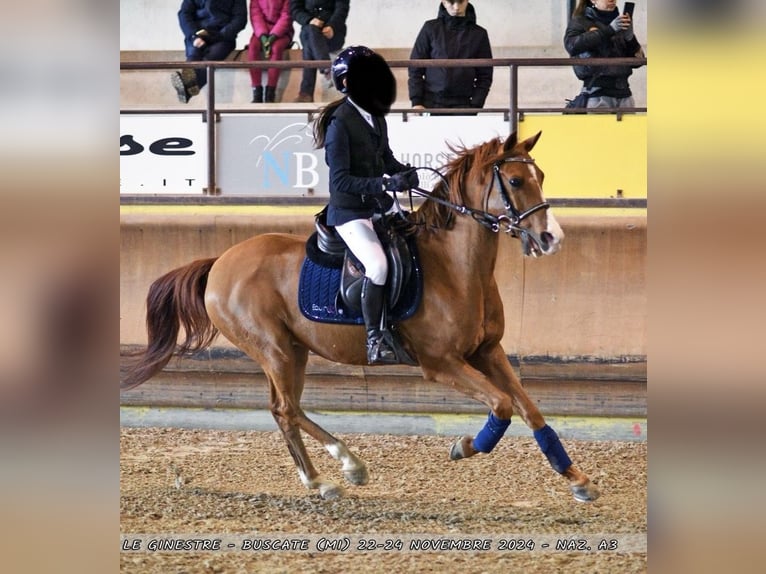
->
[121, 258, 219, 390]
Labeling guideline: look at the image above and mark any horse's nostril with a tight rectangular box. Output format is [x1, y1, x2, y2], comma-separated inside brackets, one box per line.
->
[540, 232, 553, 250]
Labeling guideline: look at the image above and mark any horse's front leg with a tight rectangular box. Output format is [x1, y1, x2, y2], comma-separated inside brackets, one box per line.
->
[449, 345, 601, 502]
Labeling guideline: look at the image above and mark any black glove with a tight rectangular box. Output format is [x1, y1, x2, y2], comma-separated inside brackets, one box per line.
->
[383, 169, 418, 192]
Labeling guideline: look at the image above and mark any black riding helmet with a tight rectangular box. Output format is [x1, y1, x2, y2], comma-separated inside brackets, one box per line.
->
[331, 45, 396, 117]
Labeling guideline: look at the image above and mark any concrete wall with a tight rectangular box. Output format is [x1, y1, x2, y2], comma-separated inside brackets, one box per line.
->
[119, 208, 646, 415]
[120, 209, 646, 358]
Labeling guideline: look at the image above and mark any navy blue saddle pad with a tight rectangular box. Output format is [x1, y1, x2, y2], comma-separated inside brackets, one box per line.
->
[298, 233, 423, 325]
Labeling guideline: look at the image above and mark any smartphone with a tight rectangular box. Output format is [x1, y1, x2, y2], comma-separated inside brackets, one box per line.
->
[623, 2, 635, 17]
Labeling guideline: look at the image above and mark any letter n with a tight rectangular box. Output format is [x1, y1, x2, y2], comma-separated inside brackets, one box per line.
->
[262, 151, 290, 189]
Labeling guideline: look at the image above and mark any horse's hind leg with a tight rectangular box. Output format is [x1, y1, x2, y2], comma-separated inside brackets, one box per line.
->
[269, 347, 369, 499]
[277, 342, 369, 487]
[458, 345, 601, 502]
[293, 413, 369, 487]
[263, 346, 346, 500]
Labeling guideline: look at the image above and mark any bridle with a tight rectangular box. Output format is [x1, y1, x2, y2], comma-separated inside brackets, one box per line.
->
[408, 157, 550, 238]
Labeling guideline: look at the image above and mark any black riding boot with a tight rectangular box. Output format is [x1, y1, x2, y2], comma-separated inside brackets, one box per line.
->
[361, 278, 398, 365]
[252, 86, 264, 103]
[264, 86, 276, 103]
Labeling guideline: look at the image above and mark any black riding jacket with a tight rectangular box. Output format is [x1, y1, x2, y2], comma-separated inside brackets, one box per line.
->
[325, 100, 407, 226]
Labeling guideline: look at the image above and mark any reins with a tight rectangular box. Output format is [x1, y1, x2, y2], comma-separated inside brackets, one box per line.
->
[405, 157, 549, 238]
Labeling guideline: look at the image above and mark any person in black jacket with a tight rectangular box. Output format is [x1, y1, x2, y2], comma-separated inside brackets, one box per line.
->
[408, 0, 493, 113]
[564, 0, 645, 109]
[290, 0, 349, 102]
[313, 46, 418, 365]
[172, 0, 247, 103]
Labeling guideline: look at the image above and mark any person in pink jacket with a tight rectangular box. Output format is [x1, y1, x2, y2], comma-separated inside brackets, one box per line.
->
[248, 0, 294, 102]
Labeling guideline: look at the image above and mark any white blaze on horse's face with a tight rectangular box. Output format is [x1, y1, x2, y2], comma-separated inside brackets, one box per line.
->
[543, 209, 564, 254]
[488, 157, 564, 257]
[523, 161, 564, 256]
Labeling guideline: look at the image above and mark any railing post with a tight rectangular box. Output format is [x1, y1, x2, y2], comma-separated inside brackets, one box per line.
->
[508, 63, 518, 134]
[205, 64, 218, 195]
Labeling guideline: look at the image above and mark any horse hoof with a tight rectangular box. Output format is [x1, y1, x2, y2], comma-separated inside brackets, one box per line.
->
[571, 481, 601, 502]
[343, 466, 369, 486]
[319, 482, 345, 500]
[449, 436, 475, 461]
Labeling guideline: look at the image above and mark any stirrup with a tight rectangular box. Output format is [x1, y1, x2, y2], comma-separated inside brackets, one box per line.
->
[382, 326, 418, 366]
[367, 336, 398, 365]
[367, 330, 418, 366]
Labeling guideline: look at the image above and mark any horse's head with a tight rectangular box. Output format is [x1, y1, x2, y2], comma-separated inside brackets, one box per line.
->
[485, 131, 564, 257]
[413, 131, 564, 257]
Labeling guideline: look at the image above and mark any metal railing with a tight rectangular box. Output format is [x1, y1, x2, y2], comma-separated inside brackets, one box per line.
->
[120, 56, 647, 207]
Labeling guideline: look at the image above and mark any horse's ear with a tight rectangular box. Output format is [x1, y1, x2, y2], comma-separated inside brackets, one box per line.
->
[502, 132, 518, 152]
[522, 131, 542, 153]
[503, 131, 542, 153]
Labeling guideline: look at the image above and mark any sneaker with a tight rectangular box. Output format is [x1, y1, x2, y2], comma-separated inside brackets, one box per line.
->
[293, 93, 314, 103]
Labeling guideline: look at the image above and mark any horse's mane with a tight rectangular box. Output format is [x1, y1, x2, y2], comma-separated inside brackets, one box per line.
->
[408, 138, 504, 234]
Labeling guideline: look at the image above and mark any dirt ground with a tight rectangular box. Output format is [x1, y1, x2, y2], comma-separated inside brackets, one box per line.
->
[120, 427, 646, 573]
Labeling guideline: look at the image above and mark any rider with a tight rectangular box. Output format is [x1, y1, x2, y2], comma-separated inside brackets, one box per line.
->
[312, 45, 419, 365]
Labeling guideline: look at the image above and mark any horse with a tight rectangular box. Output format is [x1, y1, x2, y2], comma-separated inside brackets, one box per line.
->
[121, 131, 601, 503]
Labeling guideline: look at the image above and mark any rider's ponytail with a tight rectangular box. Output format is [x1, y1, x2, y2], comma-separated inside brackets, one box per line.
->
[313, 97, 346, 149]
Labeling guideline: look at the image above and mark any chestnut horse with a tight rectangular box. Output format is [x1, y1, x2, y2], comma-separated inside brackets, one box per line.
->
[122, 131, 600, 502]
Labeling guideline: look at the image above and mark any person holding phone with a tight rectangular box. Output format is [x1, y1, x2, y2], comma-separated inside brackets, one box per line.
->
[564, 0, 645, 110]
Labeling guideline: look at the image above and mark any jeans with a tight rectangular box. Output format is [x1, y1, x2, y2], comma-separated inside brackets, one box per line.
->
[298, 24, 344, 96]
[587, 95, 636, 109]
[184, 39, 236, 89]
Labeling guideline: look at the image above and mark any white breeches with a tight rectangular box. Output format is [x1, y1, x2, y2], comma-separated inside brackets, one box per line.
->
[334, 218, 388, 286]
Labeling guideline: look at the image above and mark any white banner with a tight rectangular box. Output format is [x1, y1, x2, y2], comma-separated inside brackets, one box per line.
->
[120, 115, 207, 194]
[218, 115, 325, 196]
[121, 113, 510, 196]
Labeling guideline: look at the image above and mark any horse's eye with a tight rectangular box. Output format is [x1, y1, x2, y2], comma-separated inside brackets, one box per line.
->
[509, 177, 523, 188]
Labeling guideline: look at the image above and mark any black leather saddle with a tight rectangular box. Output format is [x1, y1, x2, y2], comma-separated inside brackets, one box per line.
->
[313, 206, 413, 314]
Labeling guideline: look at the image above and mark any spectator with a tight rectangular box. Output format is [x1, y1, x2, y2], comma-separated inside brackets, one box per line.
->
[290, 0, 349, 103]
[564, 0, 645, 110]
[408, 0, 493, 114]
[313, 46, 417, 365]
[248, 0, 294, 103]
[172, 0, 248, 103]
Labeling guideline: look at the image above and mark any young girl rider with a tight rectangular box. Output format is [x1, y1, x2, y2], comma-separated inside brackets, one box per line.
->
[312, 46, 418, 365]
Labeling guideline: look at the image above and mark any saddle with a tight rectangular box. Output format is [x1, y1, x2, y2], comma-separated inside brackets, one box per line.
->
[314, 207, 411, 313]
[299, 208, 423, 326]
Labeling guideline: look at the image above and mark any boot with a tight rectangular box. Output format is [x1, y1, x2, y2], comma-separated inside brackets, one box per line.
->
[171, 69, 199, 104]
[264, 86, 276, 103]
[251, 86, 264, 103]
[361, 278, 398, 365]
